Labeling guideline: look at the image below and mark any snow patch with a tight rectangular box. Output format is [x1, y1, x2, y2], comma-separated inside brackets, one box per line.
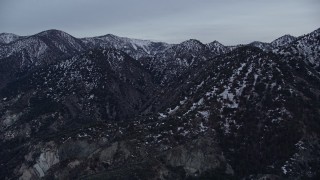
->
[180, 97, 187, 105]
[196, 81, 204, 89]
[198, 111, 210, 120]
[281, 165, 288, 175]
[199, 122, 208, 132]
[2, 111, 22, 127]
[158, 113, 167, 119]
[168, 106, 179, 115]
[88, 94, 94, 99]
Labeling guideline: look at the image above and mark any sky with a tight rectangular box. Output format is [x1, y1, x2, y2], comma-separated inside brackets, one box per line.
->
[0, 0, 319, 45]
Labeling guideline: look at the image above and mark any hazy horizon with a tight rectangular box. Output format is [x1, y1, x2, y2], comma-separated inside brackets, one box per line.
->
[1, 0, 319, 45]
[1, 27, 319, 46]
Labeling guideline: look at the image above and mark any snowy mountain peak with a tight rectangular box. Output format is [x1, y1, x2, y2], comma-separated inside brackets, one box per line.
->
[180, 39, 203, 46]
[207, 40, 223, 46]
[271, 34, 296, 47]
[307, 27, 320, 38]
[102, 33, 118, 38]
[248, 41, 272, 51]
[36, 29, 77, 39]
[277, 27, 320, 69]
[311, 27, 320, 34]
[96, 34, 153, 47]
[0, 33, 20, 44]
[81, 34, 170, 59]
[96, 34, 124, 42]
[207, 40, 230, 55]
[177, 39, 206, 51]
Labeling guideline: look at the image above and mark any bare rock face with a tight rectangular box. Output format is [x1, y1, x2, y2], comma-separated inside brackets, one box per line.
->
[99, 142, 119, 164]
[163, 138, 233, 176]
[32, 151, 59, 177]
[18, 142, 60, 180]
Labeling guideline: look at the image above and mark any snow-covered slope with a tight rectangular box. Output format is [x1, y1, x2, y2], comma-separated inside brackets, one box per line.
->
[277, 28, 320, 70]
[271, 34, 296, 47]
[0, 48, 156, 129]
[149, 46, 320, 178]
[0, 30, 85, 68]
[141, 39, 235, 85]
[82, 34, 170, 59]
[140, 39, 211, 85]
[0, 33, 20, 44]
[0, 28, 320, 180]
[248, 35, 297, 52]
[206, 40, 231, 55]
[249, 41, 273, 51]
[0, 29, 88, 89]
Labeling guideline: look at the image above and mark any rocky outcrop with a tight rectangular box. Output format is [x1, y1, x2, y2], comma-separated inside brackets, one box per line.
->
[162, 138, 233, 176]
[19, 144, 60, 180]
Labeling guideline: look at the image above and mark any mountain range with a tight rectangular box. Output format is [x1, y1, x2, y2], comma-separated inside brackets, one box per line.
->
[0, 28, 319, 179]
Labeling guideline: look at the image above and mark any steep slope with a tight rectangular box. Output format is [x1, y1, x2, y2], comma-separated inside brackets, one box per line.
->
[0, 30, 85, 64]
[271, 34, 297, 47]
[206, 40, 231, 55]
[140, 39, 212, 85]
[0, 48, 158, 179]
[248, 41, 273, 51]
[0, 33, 21, 44]
[248, 34, 297, 52]
[9, 45, 318, 180]
[277, 28, 320, 71]
[149, 46, 320, 178]
[141, 39, 234, 86]
[0, 28, 319, 179]
[0, 30, 86, 88]
[82, 34, 170, 59]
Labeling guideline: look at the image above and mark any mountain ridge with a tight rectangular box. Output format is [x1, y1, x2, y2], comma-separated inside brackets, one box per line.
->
[0, 28, 319, 179]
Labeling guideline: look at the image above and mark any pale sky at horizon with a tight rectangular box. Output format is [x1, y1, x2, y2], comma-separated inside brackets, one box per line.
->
[0, 0, 319, 45]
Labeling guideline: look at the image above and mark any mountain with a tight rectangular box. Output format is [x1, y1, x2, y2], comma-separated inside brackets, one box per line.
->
[277, 28, 320, 71]
[0, 30, 87, 88]
[0, 48, 156, 122]
[207, 40, 231, 55]
[0, 30, 85, 64]
[0, 33, 21, 44]
[0, 30, 171, 89]
[140, 39, 213, 85]
[0, 48, 158, 179]
[247, 34, 297, 53]
[248, 41, 273, 51]
[0, 28, 319, 179]
[149, 46, 320, 178]
[270, 34, 296, 47]
[0, 30, 232, 88]
[82, 34, 170, 59]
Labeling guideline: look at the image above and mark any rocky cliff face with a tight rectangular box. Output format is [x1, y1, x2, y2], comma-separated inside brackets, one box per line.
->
[0, 28, 319, 179]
